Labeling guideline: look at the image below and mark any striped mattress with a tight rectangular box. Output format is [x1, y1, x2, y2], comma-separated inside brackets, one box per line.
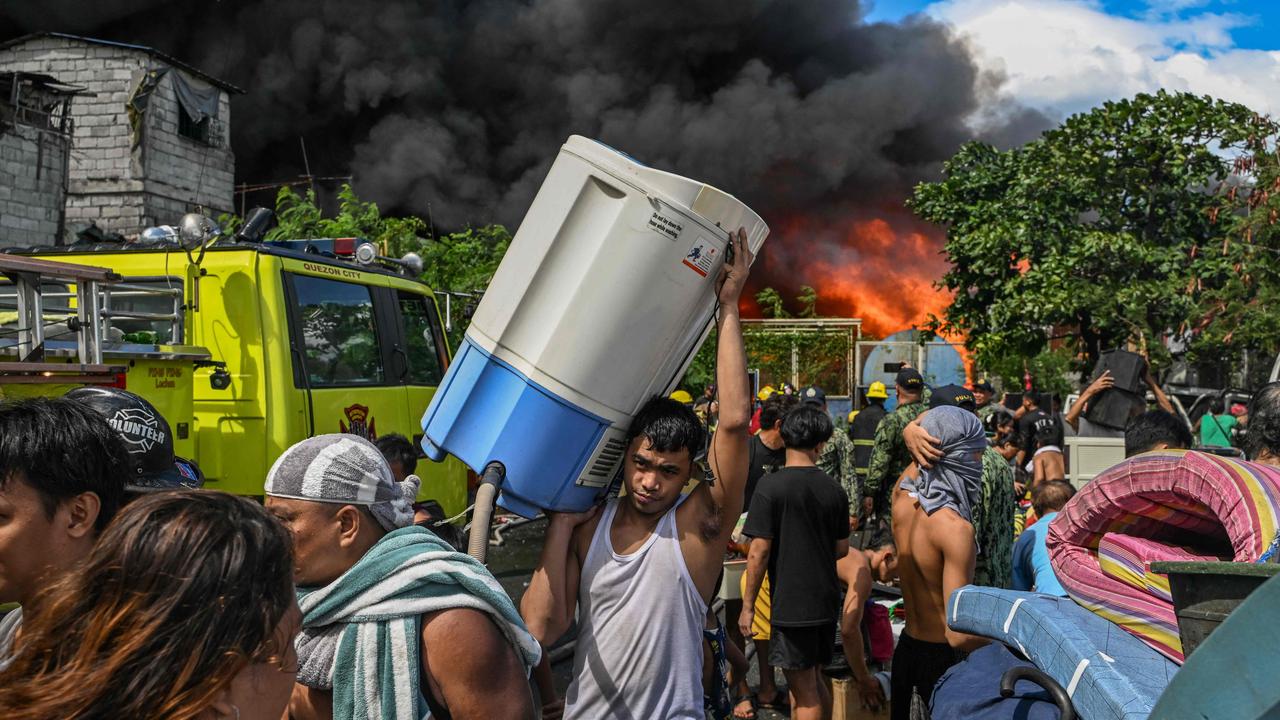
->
[1046, 450, 1280, 663]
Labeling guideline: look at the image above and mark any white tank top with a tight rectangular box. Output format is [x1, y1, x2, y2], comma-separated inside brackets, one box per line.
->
[564, 495, 707, 720]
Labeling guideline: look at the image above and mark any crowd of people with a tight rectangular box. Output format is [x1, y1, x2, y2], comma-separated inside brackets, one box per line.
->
[5, 224, 1280, 720]
[0, 390, 543, 719]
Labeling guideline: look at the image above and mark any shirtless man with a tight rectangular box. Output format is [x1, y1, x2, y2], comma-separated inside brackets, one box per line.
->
[890, 406, 988, 720]
[1031, 425, 1065, 487]
[521, 229, 753, 720]
[836, 536, 898, 711]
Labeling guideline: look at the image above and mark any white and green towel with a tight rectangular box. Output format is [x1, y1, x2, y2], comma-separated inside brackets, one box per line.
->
[296, 525, 541, 720]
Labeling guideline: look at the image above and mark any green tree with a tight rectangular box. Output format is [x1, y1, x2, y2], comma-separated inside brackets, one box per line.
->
[756, 287, 789, 318]
[232, 184, 511, 349]
[978, 347, 1076, 400]
[1189, 131, 1280, 372]
[911, 91, 1279, 379]
[268, 184, 428, 249]
[408, 225, 512, 297]
[796, 285, 819, 319]
[681, 286, 848, 394]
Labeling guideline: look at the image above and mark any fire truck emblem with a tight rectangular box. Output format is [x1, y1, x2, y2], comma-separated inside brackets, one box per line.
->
[340, 404, 377, 440]
[109, 408, 166, 453]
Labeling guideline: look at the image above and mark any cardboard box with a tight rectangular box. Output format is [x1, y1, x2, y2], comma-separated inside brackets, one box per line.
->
[824, 675, 890, 720]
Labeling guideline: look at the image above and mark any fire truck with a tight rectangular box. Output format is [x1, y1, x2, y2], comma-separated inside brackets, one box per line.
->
[0, 211, 468, 515]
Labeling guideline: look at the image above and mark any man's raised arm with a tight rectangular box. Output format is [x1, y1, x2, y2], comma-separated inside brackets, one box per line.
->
[1066, 371, 1113, 431]
[707, 228, 753, 527]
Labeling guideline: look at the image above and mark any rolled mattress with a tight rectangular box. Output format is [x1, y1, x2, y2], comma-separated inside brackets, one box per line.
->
[1046, 450, 1280, 662]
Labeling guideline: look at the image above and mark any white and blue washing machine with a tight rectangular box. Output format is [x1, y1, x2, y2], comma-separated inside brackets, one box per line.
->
[421, 136, 768, 517]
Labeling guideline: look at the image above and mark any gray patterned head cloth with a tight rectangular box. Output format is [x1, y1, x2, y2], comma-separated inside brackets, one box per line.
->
[900, 406, 987, 524]
[264, 433, 420, 531]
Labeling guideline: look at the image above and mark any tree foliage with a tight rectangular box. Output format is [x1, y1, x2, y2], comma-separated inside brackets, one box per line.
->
[1192, 140, 1280, 370]
[228, 184, 511, 349]
[268, 184, 429, 249]
[911, 91, 1280, 383]
[681, 286, 849, 395]
[755, 285, 819, 319]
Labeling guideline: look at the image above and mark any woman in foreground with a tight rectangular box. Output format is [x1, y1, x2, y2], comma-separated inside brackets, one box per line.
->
[0, 490, 299, 720]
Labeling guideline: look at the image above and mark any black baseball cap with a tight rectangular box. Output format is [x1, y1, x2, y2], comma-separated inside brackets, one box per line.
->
[896, 368, 924, 391]
[929, 384, 978, 413]
[801, 386, 827, 406]
[973, 379, 995, 393]
[64, 386, 203, 492]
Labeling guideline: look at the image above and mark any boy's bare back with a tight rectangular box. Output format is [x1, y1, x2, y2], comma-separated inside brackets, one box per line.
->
[891, 468, 977, 645]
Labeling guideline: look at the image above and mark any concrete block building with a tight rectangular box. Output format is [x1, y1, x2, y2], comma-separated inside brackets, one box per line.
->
[0, 72, 80, 248]
[0, 33, 243, 243]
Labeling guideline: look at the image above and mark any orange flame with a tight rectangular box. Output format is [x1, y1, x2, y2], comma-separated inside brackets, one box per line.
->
[745, 215, 954, 340]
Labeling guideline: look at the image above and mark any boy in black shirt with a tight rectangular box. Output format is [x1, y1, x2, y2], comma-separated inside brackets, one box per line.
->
[739, 404, 850, 720]
[1015, 391, 1061, 469]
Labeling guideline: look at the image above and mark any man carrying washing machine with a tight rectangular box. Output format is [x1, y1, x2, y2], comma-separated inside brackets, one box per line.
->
[522, 228, 755, 720]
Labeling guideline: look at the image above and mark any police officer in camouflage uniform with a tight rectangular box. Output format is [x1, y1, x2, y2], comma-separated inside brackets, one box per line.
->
[863, 368, 929, 525]
[805, 386, 858, 529]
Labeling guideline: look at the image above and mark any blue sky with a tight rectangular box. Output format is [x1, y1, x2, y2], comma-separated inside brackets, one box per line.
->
[866, 0, 1278, 44]
[859, 0, 1280, 120]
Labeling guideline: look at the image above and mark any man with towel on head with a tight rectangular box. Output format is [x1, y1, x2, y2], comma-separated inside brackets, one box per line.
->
[264, 434, 541, 720]
[889, 405, 990, 720]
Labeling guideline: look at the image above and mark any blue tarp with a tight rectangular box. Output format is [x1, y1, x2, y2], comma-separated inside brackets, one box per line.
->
[931, 643, 1065, 720]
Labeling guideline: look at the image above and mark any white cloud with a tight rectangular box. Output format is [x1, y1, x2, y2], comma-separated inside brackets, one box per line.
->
[926, 0, 1280, 119]
[1141, 0, 1214, 20]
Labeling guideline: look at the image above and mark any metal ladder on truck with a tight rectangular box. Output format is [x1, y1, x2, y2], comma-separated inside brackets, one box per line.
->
[0, 253, 183, 385]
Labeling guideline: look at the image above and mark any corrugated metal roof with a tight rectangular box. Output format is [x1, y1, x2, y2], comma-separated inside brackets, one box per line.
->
[0, 32, 245, 94]
[1, 70, 91, 96]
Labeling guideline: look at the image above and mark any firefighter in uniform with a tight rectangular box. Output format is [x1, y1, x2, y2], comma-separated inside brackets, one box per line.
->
[850, 381, 889, 488]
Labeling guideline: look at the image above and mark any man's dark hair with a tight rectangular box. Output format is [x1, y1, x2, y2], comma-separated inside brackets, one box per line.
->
[1032, 480, 1076, 516]
[758, 392, 800, 432]
[0, 397, 130, 532]
[626, 396, 706, 465]
[374, 433, 419, 476]
[1208, 396, 1225, 416]
[419, 519, 466, 551]
[780, 404, 833, 450]
[1246, 382, 1280, 461]
[1024, 391, 1042, 408]
[1124, 410, 1192, 457]
[1034, 424, 1059, 448]
[985, 410, 1013, 436]
[998, 433, 1022, 449]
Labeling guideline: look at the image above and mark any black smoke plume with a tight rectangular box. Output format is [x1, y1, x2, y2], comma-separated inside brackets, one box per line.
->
[2, 0, 1050, 328]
